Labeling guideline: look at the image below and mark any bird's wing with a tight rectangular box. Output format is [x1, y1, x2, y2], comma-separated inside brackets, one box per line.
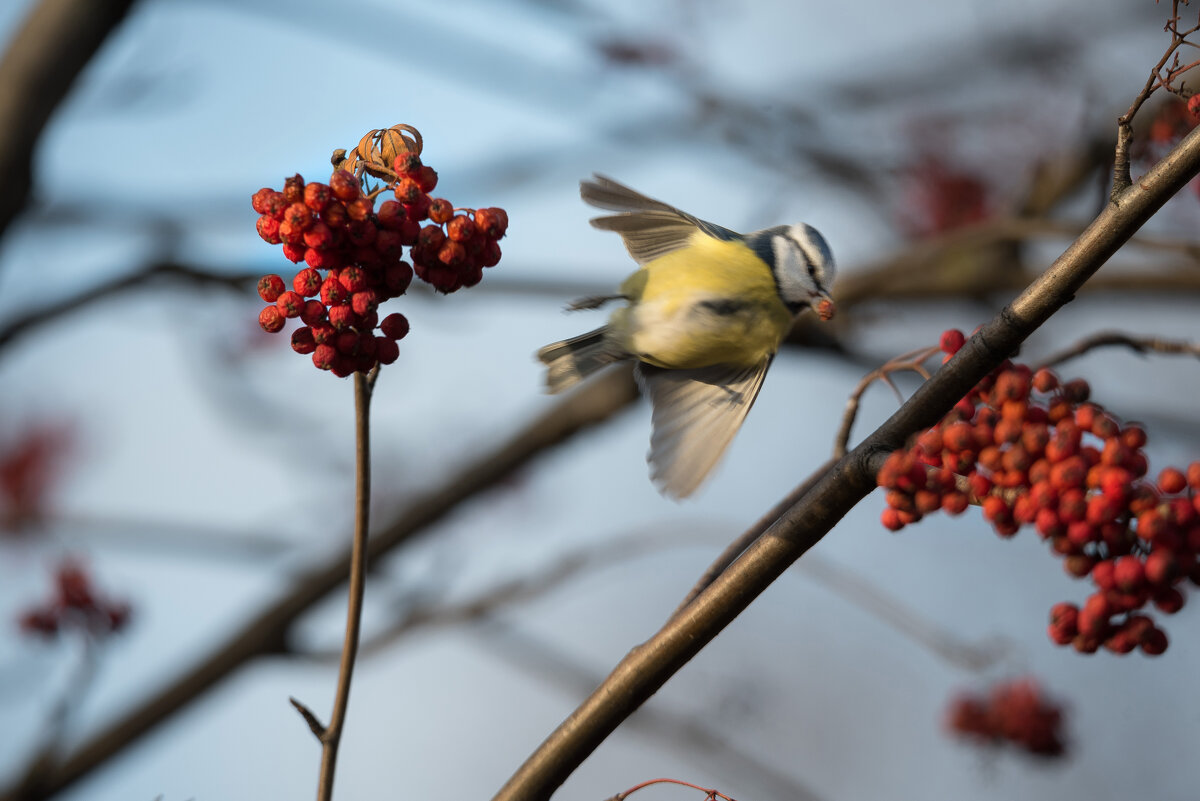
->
[635, 359, 771, 499]
[581, 174, 740, 264]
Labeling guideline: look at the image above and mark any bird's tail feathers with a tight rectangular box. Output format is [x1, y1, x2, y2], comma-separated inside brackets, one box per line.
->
[537, 326, 626, 393]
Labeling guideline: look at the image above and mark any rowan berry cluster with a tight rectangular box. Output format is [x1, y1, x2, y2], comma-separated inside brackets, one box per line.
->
[252, 131, 507, 376]
[946, 677, 1065, 758]
[18, 560, 130, 638]
[878, 329, 1198, 655]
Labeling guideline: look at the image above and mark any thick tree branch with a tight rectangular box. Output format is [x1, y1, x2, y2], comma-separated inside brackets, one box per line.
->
[490, 117, 1200, 801]
[0, 0, 136, 241]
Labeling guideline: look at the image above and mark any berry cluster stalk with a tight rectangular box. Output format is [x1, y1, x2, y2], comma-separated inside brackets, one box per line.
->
[321, 371, 372, 800]
[290, 371, 374, 801]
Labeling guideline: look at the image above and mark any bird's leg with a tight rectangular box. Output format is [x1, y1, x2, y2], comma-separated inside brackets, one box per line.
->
[566, 294, 628, 312]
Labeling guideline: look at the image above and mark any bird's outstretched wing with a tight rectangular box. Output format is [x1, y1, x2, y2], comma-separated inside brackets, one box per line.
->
[634, 359, 770, 499]
[581, 174, 739, 264]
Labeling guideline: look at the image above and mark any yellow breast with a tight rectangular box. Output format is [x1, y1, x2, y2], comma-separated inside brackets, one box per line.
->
[610, 234, 792, 369]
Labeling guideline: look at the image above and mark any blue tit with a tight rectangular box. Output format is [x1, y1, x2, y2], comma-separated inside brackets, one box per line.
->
[537, 175, 836, 499]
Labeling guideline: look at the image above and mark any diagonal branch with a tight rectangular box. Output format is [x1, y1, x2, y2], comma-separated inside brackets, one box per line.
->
[489, 112, 1200, 801]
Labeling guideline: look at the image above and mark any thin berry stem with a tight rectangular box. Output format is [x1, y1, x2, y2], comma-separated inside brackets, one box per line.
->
[316, 371, 373, 801]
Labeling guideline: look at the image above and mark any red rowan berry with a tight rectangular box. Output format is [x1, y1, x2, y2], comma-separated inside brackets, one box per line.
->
[380, 312, 410, 341]
[282, 174, 305, 204]
[1141, 626, 1168, 655]
[1020, 425, 1050, 456]
[1113, 555, 1145, 591]
[880, 507, 905, 531]
[322, 201, 348, 228]
[310, 322, 336, 345]
[252, 187, 278, 215]
[304, 182, 331, 212]
[404, 194, 431, 222]
[1035, 507, 1063, 538]
[376, 336, 400, 365]
[941, 491, 969, 515]
[428, 198, 454, 224]
[304, 245, 338, 272]
[330, 169, 360, 201]
[335, 330, 360, 356]
[312, 344, 337, 370]
[393, 151, 421, 175]
[1104, 630, 1137, 654]
[1158, 466, 1187, 495]
[1145, 549, 1180, 585]
[1031, 368, 1058, 393]
[346, 219, 377, 247]
[300, 300, 326, 326]
[1047, 622, 1074, 645]
[479, 239, 502, 268]
[1092, 559, 1116, 590]
[328, 305, 357, 331]
[257, 274, 286, 303]
[281, 243, 306, 263]
[475, 207, 509, 239]
[284, 202, 313, 232]
[321, 277, 346, 307]
[1061, 378, 1090, 403]
[1121, 425, 1147, 450]
[1063, 554, 1094, 577]
[291, 327, 316, 354]
[258, 306, 285, 333]
[293, 268, 322, 297]
[394, 176, 423, 204]
[1153, 586, 1185, 614]
[276, 291, 305, 318]
[943, 421, 974, 452]
[1086, 493, 1121, 526]
[415, 165, 438, 193]
[437, 240, 467, 268]
[351, 290, 378, 316]
[914, 489, 942, 514]
[339, 266, 367, 293]
[1136, 509, 1168, 542]
[939, 328, 966, 355]
[952, 397, 976, 421]
[446, 214, 475, 243]
[982, 495, 1010, 521]
[256, 215, 282, 244]
[1066, 520, 1096, 547]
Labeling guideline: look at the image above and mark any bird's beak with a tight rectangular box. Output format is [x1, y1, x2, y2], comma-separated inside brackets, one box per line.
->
[812, 291, 835, 322]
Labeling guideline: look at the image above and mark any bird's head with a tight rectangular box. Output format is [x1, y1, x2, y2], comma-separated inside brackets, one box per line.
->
[752, 223, 836, 320]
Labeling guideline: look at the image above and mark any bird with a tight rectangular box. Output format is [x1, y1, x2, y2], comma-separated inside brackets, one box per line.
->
[537, 175, 836, 499]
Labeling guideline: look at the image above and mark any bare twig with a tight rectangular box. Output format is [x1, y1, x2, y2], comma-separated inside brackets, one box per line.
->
[289, 697, 326, 739]
[489, 113, 1200, 801]
[1113, 0, 1200, 199]
[794, 553, 1011, 672]
[0, 261, 257, 353]
[833, 346, 941, 458]
[606, 777, 736, 801]
[1035, 330, 1200, 369]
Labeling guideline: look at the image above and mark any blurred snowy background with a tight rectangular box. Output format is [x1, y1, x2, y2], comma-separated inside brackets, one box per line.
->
[1, 1, 1199, 799]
